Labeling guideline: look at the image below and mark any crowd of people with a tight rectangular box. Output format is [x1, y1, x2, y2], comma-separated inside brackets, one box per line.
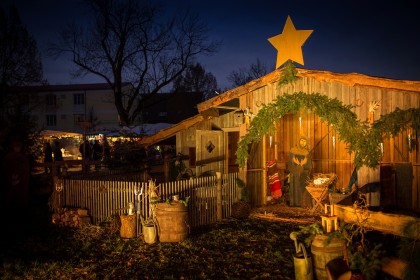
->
[78, 139, 110, 170]
[39, 137, 113, 175]
[42, 140, 64, 174]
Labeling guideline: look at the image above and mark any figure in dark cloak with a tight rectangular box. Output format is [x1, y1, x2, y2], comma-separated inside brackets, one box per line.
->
[287, 135, 312, 207]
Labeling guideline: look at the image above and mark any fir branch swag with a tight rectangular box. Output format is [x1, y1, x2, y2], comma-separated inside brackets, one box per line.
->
[236, 92, 372, 169]
[236, 92, 419, 170]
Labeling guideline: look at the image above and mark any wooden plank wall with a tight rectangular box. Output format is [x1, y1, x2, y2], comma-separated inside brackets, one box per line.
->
[175, 75, 418, 210]
[244, 76, 419, 210]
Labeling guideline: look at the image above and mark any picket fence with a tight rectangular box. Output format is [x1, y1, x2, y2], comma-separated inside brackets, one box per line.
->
[54, 172, 241, 233]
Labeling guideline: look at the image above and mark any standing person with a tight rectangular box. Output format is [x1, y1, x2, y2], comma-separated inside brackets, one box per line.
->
[79, 140, 92, 172]
[287, 135, 312, 207]
[44, 141, 53, 174]
[79, 140, 92, 160]
[102, 137, 111, 166]
[2, 138, 31, 225]
[92, 139, 103, 170]
[53, 140, 63, 174]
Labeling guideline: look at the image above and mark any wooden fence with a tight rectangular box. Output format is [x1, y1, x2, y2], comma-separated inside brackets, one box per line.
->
[52, 172, 241, 234]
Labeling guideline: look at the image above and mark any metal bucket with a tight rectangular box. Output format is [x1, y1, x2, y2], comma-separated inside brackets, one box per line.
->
[294, 243, 313, 280]
[142, 224, 157, 244]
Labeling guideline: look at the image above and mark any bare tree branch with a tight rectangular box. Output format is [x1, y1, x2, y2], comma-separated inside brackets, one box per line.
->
[48, 0, 219, 126]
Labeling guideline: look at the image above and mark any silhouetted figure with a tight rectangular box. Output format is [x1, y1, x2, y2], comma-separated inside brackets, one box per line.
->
[92, 140, 103, 170]
[79, 140, 92, 173]
[102, 137, 111, 166]
[79, 140, 92, 160]
[53, 141, 63, 174]
[44, 142, 53, 174]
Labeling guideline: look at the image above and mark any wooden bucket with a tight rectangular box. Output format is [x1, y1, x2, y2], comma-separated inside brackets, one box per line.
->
[120, 214, 137, 238]
[311, 235, 346, 280]
[155, 201, 188, 242]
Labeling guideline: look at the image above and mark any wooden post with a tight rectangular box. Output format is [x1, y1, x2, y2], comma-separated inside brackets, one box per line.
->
[216, 172, 222, 221]
[262, 135, 267, 205]
[164, 155, 170, 182]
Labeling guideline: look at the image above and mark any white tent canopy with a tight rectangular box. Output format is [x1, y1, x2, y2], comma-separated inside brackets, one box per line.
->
[89, 123, 173, 137]
[40, 130, 83, 138]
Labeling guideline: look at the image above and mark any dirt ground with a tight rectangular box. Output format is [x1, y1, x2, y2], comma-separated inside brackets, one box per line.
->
[251, 202, 321, 225]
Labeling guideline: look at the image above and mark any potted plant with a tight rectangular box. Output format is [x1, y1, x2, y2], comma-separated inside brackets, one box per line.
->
[346, 243, 384, 280]
[339, 195, 386, 280]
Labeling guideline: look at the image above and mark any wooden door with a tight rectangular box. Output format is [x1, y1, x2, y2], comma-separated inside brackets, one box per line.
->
[196, 130, 224, 177]
[227, 131, 239, 173]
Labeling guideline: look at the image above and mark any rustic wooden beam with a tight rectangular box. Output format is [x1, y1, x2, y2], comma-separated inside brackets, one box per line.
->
[196, 68, 420, 113]
[140, 115, 204, 146]
[333, 204, 420, 238]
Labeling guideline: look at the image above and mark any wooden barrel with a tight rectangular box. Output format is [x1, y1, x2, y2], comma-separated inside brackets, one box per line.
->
[120, 214, 137, 238]
[155, 201, 188, 242]
[311, 235, 346, 280]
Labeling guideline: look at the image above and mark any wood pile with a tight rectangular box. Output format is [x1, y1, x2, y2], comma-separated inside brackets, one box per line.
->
[52, 208, 91, 228]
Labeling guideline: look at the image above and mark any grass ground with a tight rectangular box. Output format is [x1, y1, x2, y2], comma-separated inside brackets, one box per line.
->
[0, 197, 403, 279]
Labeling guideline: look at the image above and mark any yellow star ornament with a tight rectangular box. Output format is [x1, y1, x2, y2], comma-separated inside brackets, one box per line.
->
[268, 16, 313, 68]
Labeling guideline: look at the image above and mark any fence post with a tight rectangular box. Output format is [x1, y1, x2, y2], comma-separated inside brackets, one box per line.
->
[216, 172, 222, 221]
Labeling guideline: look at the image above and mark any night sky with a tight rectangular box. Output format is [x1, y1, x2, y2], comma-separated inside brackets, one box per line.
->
[2, 0, 420, 90]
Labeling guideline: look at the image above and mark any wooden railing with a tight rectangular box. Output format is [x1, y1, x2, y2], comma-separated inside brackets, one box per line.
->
[52, 172, 241, 232]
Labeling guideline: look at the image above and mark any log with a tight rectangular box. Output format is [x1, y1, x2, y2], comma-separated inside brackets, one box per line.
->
[120, 215, 137, 238]
[333, 204, 420, 238]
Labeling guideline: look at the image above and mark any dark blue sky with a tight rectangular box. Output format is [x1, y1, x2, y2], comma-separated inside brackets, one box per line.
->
[2, 0, 420, 90]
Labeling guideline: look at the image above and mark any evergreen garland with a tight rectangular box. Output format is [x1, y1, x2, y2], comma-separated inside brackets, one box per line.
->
[278, 60, 299, 85]
[235, 92, 419, 170]
[372, 107, 420, 137]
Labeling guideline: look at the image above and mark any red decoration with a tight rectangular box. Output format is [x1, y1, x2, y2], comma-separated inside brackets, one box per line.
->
[267, 160, 282, 199]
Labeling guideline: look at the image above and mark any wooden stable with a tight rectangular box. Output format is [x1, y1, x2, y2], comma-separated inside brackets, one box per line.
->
[141, 68, 420, 211]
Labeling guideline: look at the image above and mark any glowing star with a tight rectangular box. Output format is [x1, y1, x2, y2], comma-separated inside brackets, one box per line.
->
[268, 16, 313, 68]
